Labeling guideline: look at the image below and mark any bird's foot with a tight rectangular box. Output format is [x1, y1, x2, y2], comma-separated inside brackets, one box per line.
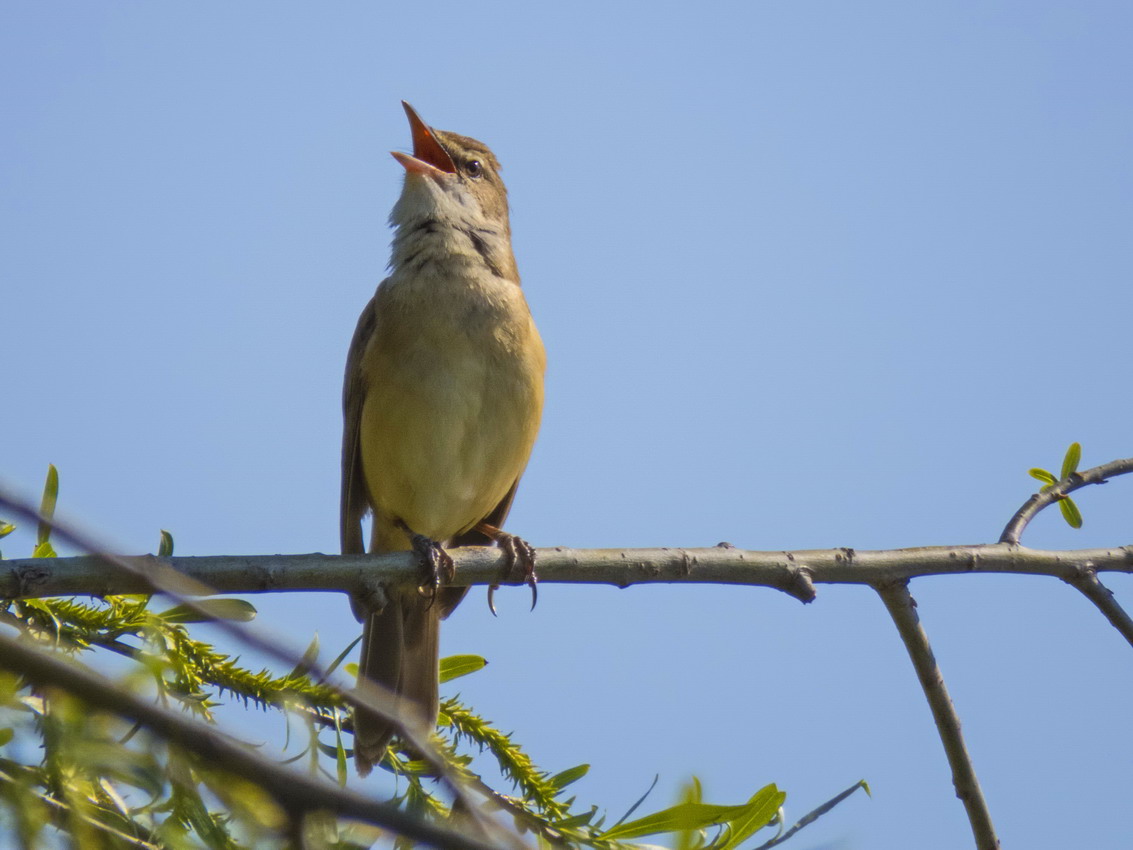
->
[398, 521, 455, 606]
[477, 523, 537, 616]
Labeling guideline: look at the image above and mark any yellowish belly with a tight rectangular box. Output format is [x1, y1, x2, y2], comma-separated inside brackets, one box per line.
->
[359, 325, 543, 544]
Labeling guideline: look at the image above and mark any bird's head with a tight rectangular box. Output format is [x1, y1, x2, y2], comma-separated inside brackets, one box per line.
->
[389, 103, 513, 249]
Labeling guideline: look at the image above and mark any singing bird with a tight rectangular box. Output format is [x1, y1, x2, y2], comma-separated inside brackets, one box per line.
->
[341, 103, 545, 775]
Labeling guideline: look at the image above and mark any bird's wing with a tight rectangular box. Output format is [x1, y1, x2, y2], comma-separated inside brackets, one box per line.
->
[340, 291, 379, 556]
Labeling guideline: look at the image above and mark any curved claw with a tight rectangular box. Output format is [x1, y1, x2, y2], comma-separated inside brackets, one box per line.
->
[487, 584, 499, 617]
[474, 523, 539, 615]
[402, 524, 454, 610]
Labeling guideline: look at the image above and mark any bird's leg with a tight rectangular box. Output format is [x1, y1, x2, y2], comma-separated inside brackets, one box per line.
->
[476, 522, 537, 615]
[395, 519, 455, 605]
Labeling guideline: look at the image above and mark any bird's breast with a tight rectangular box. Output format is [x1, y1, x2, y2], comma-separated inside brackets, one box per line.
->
[358, 269, 545, 543]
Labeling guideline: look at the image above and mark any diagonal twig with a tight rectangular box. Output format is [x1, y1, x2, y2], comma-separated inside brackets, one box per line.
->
[1063, 565, 1133, 648]
[875, 581, 999, 850]
[753, 779, 869, 849]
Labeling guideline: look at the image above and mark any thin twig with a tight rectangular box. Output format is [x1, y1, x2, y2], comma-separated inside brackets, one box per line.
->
[876, 581, 999, 850]
[1064, 565, 1133, 648]
[999, 457, 1133, 544]
[0, 629, 509, 850]
[753, 779, 869, 849]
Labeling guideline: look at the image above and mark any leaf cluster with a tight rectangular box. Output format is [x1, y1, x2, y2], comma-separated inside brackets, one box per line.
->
[1028, 442, 1085, 529]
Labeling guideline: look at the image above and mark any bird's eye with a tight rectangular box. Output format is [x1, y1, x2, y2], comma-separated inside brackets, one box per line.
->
[464, 160, 483, 178]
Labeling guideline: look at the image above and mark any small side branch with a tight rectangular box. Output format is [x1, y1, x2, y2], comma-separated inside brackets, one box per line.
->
[999, 457, 1133, 544]
[876, 581, 999, 850]
[1064, 565, 1133, 648]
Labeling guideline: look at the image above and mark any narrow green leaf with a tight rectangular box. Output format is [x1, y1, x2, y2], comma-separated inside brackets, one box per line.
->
[718, 786, 785, 849]
[1061, 442, 1082, 480]
[439, 654, 487, 683]
[604, 796, 770, 840]
[334, 711, 348, 787]
[0, 728, 13, 746]
[554, 806, 598, 830]
[290, 633, 320, 678]
[37, 464, 59, 546]
[548, 763, 590, 792]
[159, 598, 258, 623]
[396, 758, 436, 776]
[1059, 497, 1083, 529]
[0, 522, 15, 540]
[326, 635, 362, 677]
[157, 530, 174, 557]
[181, 784, 228, 846]
[674, 782, 702, 850]
[1029, 468, 1057, 485]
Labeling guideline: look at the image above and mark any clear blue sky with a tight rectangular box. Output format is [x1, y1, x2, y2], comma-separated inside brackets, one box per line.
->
[3, 2, 1132, 847]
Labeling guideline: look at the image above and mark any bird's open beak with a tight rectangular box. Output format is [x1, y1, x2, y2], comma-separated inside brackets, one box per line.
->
[391, 102, 456, 177]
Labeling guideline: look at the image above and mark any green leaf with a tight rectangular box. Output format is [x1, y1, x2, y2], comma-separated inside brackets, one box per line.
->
[603, 785, 784, 840]
[334, 711, 348, 787]
[1028, 468, 1057, 485]
[439, 654, 487, 683]
[0, 522, 15, 540]
[157, 529, 175, 557]
[32, 541, 56, 559]
[0, 728, 13, 746]
[548, 763, 590, 791]
[179, 784, 229, 846]
[717, 785, 785, 848]
[290, 633, 320, 678]
[37, 464, 59, 546]
[326, 635, 362, 677]
[159, 598, 258, 623]
[554, 806, 598, 830]
[1059, 497, 1083, 529]
[1061, 442, 1082, 480]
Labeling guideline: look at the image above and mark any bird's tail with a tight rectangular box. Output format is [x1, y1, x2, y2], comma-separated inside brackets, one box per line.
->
[353, 591, 440, 776]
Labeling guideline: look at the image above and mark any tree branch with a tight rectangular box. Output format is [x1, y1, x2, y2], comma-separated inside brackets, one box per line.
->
[875, 582, 999, 850]
[5, 543, 1132, 600]
[6, 472, 1133, 850]
[999, 457, 1133, 544]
